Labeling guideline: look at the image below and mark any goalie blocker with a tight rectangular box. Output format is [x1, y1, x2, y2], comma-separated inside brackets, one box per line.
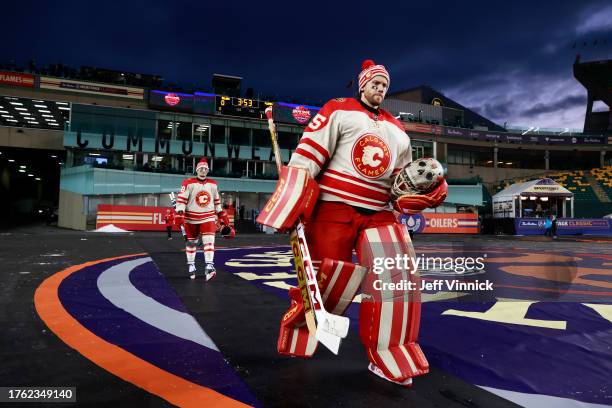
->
[256, 166, 319, 230]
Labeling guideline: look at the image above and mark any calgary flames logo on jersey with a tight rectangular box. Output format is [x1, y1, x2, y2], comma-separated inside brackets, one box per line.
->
[351, 133, 391, 179]
[195, 191, 211, 208]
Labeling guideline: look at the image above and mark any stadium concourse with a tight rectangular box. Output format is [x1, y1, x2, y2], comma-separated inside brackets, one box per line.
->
[1, 224, 610, 407]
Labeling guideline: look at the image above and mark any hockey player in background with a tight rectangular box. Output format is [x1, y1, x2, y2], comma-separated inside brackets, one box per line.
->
[257, 60, 447, 386]
[174, 158, 232, 281]
[164, 209, 174, 240]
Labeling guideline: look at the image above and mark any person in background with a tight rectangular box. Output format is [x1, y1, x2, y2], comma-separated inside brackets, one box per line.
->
[544, 215, 553, 238]
[536, 202, 543, 218]
[174, 158, 231, 281]
[164, 209, 174, 240]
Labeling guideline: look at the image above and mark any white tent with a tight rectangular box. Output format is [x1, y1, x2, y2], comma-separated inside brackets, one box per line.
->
[492, 178, 573, 218]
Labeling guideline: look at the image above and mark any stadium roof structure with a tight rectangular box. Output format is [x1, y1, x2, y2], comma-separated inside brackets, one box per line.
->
[493, 178, 572, 200]
[574, 59, 612, 107]
[0, 95, 69, 129]
[387, 85, 506, 131]
[573, 59, 611, 133]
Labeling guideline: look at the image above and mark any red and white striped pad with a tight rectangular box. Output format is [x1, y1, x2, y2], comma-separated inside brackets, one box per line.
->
[357, 223, 429, 382]
[277, 259, 367, 357]
[256, 166, 319, 230]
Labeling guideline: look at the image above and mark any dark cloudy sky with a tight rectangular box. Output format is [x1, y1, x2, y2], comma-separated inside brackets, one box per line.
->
[4, 0, 611, 130]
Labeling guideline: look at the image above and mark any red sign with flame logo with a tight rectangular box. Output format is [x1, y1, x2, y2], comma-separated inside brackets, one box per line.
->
[292, 105, 311, 124]
[164, 93, 180, 106]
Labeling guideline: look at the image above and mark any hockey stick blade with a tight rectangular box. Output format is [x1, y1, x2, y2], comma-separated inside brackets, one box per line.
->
[320, 313, 350, 338]
[316, 325, 342, 355]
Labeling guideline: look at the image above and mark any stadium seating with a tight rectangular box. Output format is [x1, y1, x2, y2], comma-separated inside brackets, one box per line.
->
[493, 167, 612, 202]
[547, 170, 599, 201]
[589, 165, 612, 199]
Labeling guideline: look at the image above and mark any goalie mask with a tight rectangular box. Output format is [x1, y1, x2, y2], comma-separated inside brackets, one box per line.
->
[391, 158, 444, 197]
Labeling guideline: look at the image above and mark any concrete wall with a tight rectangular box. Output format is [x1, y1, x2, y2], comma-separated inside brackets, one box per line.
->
[0, 127, 64, 150]
[0, 85, 148, 110]
[58, 189, 86, 230]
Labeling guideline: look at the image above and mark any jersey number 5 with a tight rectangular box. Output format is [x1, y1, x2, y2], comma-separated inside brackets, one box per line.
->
[308, 113, 327, 131]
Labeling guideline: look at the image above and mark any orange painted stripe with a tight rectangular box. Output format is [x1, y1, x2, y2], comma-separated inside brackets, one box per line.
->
[34, 253, 251, 408]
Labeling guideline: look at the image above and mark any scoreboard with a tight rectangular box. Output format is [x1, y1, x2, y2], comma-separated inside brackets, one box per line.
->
[215, 96, 273, 119]
[148, 90, 320, 124]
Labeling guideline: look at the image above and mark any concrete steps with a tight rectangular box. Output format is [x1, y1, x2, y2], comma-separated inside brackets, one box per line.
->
[586, 175, 611, 202]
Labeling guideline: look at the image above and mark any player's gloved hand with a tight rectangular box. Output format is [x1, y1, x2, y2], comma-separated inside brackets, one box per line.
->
[218, 210, 230, 226]
[394, 179, 448, 214]
[174, 211, 185, 226]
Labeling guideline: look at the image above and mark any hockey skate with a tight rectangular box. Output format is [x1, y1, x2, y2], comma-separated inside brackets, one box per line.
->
[205, 263, 216, 281]
[188, 263, 197, 280]
[368, 363, 413, 387]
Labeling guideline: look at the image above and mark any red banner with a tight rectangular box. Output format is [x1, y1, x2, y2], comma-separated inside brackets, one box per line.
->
[40, 76, 144, 99]
[96, 204, 235, 231]
[401, 213, 479, 234]
[403, 122, 443, 135]
[96, 204, 177, 231]
[423, 213, 479, 233]
[0, 71, 35, 88]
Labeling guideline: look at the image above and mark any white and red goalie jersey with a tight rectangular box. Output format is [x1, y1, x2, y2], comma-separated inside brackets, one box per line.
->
[289, 98, 412, 211]
[175, 178, 222, 224]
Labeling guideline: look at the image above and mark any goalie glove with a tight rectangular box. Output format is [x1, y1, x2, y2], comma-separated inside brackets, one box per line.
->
[394, 179, 448, 214]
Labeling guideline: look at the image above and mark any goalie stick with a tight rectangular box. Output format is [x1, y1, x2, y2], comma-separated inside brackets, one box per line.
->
[265, 106, 349, 354]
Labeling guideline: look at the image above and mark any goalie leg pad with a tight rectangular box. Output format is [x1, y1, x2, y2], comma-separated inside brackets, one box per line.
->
[357, 223, 429, 382]
[277, 287, 318, 357]
[319, 258, 368, 316]
[277, 258, 367, 357]
[256, 166, 319, 230]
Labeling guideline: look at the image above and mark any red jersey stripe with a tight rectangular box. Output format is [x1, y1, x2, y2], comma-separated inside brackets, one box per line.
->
[318, 175, 390, 203]
[325, 168, 388, 190]
[320, 186, 388, 208]
[299, 137, 330, 162]
[294, 148, 324, 169]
